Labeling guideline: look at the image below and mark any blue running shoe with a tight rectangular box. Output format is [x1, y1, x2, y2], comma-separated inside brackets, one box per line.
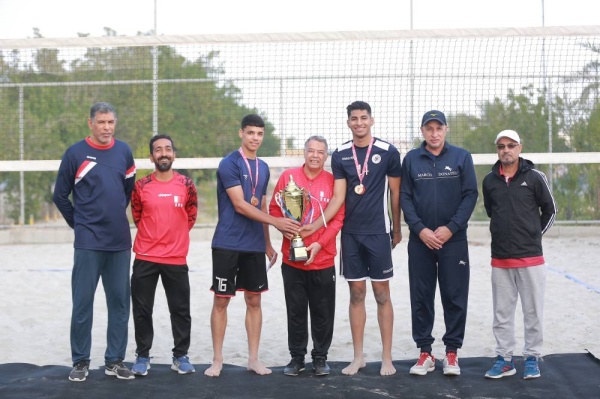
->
[172, 355, 196, 374]
[523, 356, 541, 379]
[485, 355, 516, 379]
[132, 356, 150, 376]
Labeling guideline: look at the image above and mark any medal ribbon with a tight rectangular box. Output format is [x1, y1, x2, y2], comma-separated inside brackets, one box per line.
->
[351, 137, 374, 186]
[238, 147, 258, 200]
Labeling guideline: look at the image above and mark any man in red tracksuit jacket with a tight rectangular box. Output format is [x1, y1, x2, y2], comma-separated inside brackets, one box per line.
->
[269, 135, 345, 377]
[130, 134, 198, 376]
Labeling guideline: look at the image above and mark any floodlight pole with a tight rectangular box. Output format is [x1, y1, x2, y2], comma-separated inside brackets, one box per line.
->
[19, 86, 25, 225]
[280, 79, 286, 157]
[152, 0, 159, 136]
[409, 0, 415, 140]
[542, 0, 554, 190]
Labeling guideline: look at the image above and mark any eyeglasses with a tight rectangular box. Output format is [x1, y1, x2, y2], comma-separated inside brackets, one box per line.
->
[496, 143, 520, 150]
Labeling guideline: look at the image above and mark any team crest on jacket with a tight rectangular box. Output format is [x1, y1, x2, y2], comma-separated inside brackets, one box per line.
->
[372, 154, 381, 164]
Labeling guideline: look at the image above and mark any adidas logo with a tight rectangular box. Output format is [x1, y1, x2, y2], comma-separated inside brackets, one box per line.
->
[521, 181, 528, 187]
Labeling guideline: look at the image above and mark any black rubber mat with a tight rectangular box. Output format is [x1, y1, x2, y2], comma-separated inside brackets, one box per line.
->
[1, 353, 598, 399]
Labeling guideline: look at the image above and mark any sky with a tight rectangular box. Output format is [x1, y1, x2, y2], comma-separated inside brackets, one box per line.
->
[0, 0, 599, 39]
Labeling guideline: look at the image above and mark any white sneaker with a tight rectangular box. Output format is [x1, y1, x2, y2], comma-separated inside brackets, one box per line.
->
[443, 351, 461, 376]
[409, 352, 435, 375]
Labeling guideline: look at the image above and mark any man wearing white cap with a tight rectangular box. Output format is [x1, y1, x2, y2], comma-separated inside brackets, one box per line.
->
[483, 130, 557, 380]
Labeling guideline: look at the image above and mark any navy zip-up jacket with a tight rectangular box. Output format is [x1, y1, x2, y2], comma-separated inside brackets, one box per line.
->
[401, 141, 478, 242]
[53, 137, 136, 251]
[482, 158, 557, 259]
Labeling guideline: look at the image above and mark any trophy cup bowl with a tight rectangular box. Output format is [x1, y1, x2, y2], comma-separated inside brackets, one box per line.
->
[277, 175, 310, 262]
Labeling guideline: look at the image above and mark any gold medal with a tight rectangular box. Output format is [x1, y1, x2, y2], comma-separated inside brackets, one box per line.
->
[354, 184, 365, 195]
[251, 196, 259, 206]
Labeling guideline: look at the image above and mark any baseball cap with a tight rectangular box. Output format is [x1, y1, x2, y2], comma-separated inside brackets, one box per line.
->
[421, 110, 447, 126]
[494, 130, 521, 144]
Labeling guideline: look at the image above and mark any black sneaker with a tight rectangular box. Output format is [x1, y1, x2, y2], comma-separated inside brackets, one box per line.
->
[313, 357, 330, 376]
[69, 361, 90, 382]
[105, 361, 135, 380]
[283, 356, 305, 376]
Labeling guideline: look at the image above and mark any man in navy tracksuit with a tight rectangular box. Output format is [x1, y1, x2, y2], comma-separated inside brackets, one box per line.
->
[401, 110, 478, 377]
[53, 102, 137, 382]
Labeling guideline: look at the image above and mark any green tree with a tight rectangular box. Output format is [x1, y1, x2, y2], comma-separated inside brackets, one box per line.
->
[0, 30, 280, 224]
[553, 41, 600, 219]
[463, 85, 567, 154]
[460, 86, 568, 221]
[566, 41, 600, 108]
[553, 103, 600, 219]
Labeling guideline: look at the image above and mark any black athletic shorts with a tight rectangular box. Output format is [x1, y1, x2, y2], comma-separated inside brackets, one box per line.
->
[211, 248, 268, 296]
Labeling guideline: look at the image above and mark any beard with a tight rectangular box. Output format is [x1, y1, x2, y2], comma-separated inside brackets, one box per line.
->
[500, 156, 517, 167]
[155, 157, 173, 172]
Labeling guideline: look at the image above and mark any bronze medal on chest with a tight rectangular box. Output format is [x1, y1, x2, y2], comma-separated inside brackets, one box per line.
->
[354, 184, 365, 195]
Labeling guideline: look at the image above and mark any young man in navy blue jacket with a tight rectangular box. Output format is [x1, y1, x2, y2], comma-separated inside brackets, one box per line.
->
[401, 110, 478, 377]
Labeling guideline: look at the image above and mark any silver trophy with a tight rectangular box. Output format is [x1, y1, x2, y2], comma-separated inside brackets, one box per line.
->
[275, 175, 311, 262]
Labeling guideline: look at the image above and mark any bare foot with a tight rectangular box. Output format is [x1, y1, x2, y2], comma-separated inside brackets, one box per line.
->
[248, 359, 272, 375]
[380, 360, 396, 376]
[204, 361, 223, 377]
[341, 358, 366, 376]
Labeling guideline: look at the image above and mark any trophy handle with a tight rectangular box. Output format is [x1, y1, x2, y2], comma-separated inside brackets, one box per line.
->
[274, 192, 283, 208]
[302, 193, 313, 225]
[304, 193, 328, 228]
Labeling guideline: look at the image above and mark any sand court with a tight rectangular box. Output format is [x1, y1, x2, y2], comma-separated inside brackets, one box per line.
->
[1, 224, 598, 369]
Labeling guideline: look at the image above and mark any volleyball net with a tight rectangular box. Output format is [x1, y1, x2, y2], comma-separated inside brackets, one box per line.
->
[1, 26, 599, 223]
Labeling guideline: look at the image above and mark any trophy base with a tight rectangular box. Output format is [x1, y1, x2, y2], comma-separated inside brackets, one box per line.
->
[289, 246, 308, 262]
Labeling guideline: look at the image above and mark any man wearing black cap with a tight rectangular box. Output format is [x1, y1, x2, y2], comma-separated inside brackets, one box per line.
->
[400, 110, 478, 377]
[483, 130, 556, 380]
